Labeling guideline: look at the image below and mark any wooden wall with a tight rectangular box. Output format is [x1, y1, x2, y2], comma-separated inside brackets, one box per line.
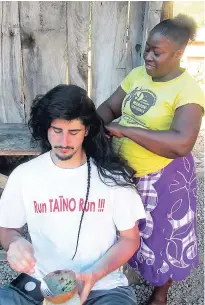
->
[0, 1, 163, 123]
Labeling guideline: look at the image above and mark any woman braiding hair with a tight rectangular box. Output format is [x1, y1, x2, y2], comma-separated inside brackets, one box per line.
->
[98, 14, 204, 305]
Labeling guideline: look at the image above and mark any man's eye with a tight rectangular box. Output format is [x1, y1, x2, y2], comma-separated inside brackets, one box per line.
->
[70, 132, 78, 136]
[53, 129, 62, 134]
[154, 53, 161, 57]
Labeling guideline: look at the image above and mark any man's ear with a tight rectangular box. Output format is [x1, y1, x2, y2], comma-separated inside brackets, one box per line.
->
[85, 127, 89, 137]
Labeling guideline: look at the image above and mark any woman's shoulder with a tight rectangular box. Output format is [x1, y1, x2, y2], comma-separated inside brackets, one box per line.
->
[179, 71, 204, 97]
[180, 69, 201, 86]
[174, 71, 205, 110]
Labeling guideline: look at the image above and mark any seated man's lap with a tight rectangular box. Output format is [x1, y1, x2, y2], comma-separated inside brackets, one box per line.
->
[85, 286, 137, 305]
[0, 286, 43, 305]
[0, 285, 137, 305]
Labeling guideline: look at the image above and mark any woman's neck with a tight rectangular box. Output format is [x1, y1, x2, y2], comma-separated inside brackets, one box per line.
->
[152, 65, 184, 82]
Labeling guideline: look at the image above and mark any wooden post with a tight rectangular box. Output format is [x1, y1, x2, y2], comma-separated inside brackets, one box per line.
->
[127, 1, 145, 72]
[161, 1, 174, 21]
[140, 1, 163, 64]
[91, 1, 128, 107]
[19, 1, 67, 122]
[0, 2, 25, 123]
[67, 2, 90, 91]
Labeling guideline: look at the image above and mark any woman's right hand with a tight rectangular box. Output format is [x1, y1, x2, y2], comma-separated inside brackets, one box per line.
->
[7, 237, 36, 273]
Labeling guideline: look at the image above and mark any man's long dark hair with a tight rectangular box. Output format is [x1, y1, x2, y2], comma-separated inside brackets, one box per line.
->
[28, 84, 136, 188]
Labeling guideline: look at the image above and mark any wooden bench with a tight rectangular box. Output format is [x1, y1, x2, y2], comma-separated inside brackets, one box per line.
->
[0, 123, 40, 156]
[0, 123, 41, 261]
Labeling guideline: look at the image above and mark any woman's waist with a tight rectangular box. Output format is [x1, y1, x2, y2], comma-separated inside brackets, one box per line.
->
[112, 137, 172, 159]
[112, 137, 173, 176]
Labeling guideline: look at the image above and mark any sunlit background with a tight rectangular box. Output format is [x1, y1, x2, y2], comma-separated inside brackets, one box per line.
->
[173, 1, 205, 128]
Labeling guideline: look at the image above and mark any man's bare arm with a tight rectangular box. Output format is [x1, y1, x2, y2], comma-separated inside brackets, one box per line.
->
[0, 227, 36, 273]
[0, 227, 22, 250]
[76, 223, 140, 304]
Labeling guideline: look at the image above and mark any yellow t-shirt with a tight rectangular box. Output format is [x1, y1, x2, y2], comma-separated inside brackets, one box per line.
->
[112, 66, 205, 177]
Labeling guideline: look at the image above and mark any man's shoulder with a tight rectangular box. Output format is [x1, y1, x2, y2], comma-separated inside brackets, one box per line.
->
[89, 160, 113, 188]
[90, 160, 134, 190]
[14, 152, 50, 173]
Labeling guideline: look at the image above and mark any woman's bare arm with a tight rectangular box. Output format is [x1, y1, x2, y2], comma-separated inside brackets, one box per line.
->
[97, 86, 126, 124]
[106, 104, 203, 158]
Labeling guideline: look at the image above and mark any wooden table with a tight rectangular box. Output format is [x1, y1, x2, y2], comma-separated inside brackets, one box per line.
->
[0, 123, 41, 156]
[0, 123, 41, 260]
[0, 123, 41, 188]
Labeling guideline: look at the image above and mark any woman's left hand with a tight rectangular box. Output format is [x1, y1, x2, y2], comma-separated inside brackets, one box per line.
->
[76, 271, 96, 305]
[105, 123, 125, 138]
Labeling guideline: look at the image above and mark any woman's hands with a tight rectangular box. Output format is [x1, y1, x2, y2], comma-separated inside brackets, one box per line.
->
[105, 123, 125, 138]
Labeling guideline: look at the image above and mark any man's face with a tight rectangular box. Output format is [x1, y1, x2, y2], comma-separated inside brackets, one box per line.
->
[48, 118, 88, 161]
[143, 32, 182, 80]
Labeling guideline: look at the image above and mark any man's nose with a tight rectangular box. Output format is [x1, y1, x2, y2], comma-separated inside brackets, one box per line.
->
[61, 133, 70, 146]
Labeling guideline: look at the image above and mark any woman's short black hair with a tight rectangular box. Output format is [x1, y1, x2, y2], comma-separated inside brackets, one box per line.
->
[151, 14, 197, 48]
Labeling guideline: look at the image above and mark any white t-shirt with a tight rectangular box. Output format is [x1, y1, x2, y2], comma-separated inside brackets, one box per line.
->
[0, 152, 146, 290]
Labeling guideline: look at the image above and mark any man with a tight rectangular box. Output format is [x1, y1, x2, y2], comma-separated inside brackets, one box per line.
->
[0, 84, 145, 305]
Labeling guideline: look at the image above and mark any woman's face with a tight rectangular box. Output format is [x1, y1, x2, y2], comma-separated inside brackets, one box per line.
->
[143, 31, 182, 81]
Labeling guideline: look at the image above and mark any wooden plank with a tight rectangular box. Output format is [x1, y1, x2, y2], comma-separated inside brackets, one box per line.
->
[0, 250, 6, 262]
[161, 1, 173, 21]
[0, 174, 8, 189]
[188, 41, 205, 46]
[126, 1, 145, 72]
[67, 2, 90, 91]
[0, 124, 41, 156]
[187, 56, 205, 60]
[140, 1, 163, 64]
[0, 2, 25, 123]
[92, 2, 128, 107]
[19, 1, 67, 122]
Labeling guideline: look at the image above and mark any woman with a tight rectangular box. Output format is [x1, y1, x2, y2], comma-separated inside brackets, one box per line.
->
[97, 14, 204, 305]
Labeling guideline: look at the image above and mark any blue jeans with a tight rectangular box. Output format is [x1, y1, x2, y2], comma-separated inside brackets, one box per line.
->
[0, 286, 42, 305]
[0, 285, 137, 305]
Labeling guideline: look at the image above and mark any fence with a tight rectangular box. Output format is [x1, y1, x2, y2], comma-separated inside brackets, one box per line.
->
[0, 1, 164, 124]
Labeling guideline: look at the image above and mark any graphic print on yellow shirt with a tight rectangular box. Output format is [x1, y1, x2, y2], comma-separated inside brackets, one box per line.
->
[122, 87, 157, 128]
[112, 66, 205, 177]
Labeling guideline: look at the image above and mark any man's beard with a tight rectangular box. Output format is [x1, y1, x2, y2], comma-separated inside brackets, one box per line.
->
[55, 151, 76, 161]
[54, 146, 76, 161]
